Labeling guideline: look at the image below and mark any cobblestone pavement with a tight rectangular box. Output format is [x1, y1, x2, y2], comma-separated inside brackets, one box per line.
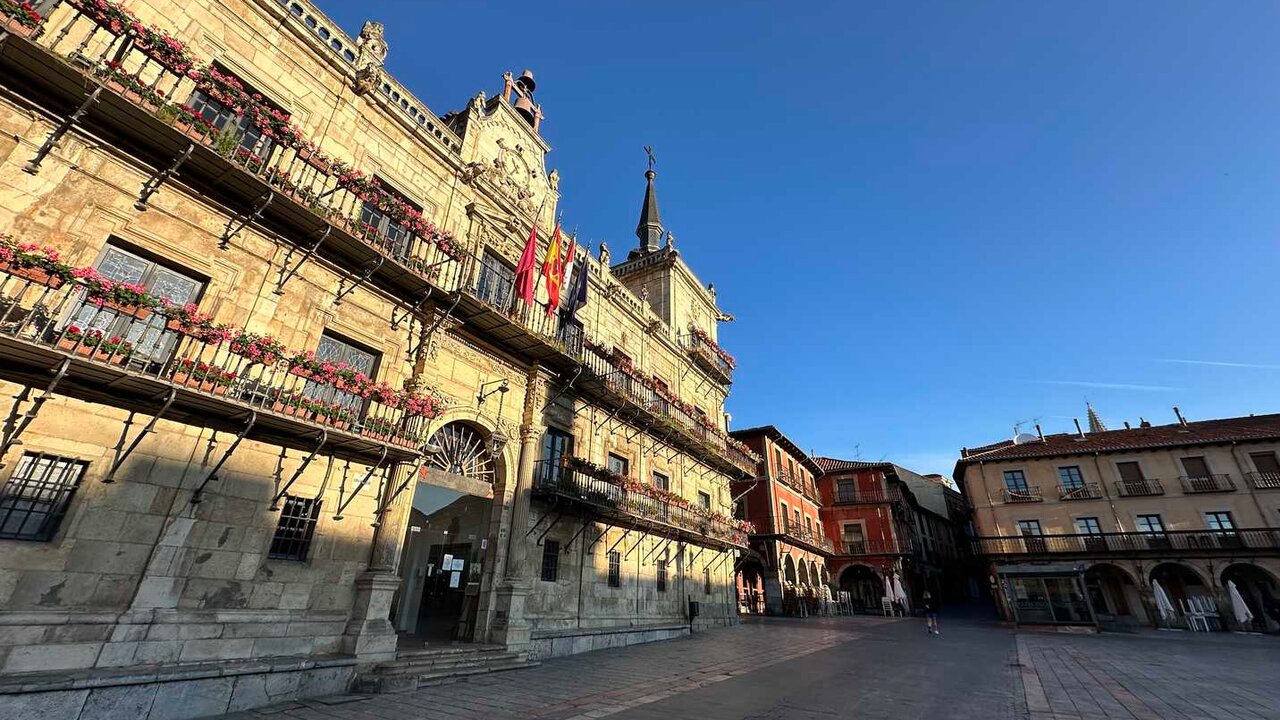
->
[220, 616, 1280, 720]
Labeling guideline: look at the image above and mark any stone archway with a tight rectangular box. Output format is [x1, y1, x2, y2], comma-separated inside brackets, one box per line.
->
[737, 558, 767, 615]
[783, 555, 798, 585]
[838, 564, 882, 612]
[1085, 563, 1147, 627]
[1149, 562, 1210, 625]
[1221, 563, 1280, 633]
[798, 560, 811, 587]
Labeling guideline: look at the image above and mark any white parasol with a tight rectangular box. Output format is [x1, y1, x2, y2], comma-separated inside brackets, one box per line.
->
[891, 573, 910, 610]
[1227, 580, 1254, 626]
[1152, 579, 1177, 622]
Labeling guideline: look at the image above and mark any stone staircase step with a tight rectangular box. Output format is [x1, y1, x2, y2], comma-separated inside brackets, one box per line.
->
[415, 660, 540, 688]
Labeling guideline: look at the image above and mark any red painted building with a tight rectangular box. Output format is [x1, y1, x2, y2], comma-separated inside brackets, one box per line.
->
[730, 427, 832, 615]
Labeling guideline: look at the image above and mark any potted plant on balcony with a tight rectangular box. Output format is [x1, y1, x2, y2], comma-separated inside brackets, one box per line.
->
[296, 141, 331, 173]
[57, 325, 134, 365]
[0, 235, 74, 288]
[229, 330, 285, 366]
[75, 267, 157, 318]
[360, 415, 395, 443]
[433, 230, 463, 262]
[172, 358, 235, 395]
[169, 104, 216, 141]
[160, 301, 214, 335]
[132, 25, 194, 75]
[67, 0, 137, 34]
[1, 0, 42, 36]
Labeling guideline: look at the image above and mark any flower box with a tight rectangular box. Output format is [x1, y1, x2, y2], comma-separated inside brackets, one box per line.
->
[3, 16, 37, 38]
[297, 146, 330, 173]
[0, 262, 66, 289]
[172, 371, 226, 395]
[55, 336, 129, 365]
[362, 431, 387, 443]
[90, 297, 151, 319]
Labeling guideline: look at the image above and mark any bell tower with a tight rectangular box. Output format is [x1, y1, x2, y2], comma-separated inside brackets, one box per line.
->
[501, 70, 543, 133]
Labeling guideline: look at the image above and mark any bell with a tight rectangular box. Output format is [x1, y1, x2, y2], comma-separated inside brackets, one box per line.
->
[514, 95, 537, 125]
[514, 69, 536, 94]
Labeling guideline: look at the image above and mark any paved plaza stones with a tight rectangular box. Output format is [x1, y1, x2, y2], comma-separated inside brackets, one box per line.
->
[202, 615, 1270, 720]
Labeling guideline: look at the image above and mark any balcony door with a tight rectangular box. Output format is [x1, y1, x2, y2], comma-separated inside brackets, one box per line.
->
[475, 251, 516, 312]
[1180, 456, 1213, 491]
[1116, 462, 1147, 493]
[842, 523, 865, 553]
[539, 428, 574, 486]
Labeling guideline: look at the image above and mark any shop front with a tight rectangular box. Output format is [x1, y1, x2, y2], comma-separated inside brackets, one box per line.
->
[996, 563, 1097, 628]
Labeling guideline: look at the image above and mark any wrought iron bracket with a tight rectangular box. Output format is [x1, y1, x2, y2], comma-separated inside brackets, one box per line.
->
[0, 358, 70, 460]
[541, 366, 583, 412]
[134, 143, 193, 211]
[333, 446, 389, 520]
[103, 388, 176, 482]
[412, 291, 463, 358]
[586, 522, 610, 551]
[625, 524, 656, 559]
[531, 511, 564, 547]
[643, 536, 674, 565]
[606, 528, 633, 555]
[374, 451, 429, 524]
[564, 517, 594, 551]
[391, 289, 433, 331]
[0, 387, 32, 468]
[687, 546, 706, 569]
[190, 412, 257, 504]
[273, 227, 329, 295]
[218, 192, 273, 250]
[333, 255, 384, 306]
[23, 86, 102, 175]
[592, 404, 623, 433]
[270, 428, 327, 509]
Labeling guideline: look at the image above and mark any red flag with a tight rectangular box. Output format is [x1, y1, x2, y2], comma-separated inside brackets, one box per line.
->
[515, 222, 538, 304]
[540, 225, 565, 314]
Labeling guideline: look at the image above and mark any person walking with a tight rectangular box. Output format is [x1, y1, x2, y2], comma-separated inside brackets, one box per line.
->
[923, 590, 940, 636]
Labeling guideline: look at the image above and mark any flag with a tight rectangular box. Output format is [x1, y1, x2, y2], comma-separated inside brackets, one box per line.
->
[548, 238, 576, 316]
[515, 222, 538, 304]
[540, 225, 566, 315]
[563, 244, 590, 320]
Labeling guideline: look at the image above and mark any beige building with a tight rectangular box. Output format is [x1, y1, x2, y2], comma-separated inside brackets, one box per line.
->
[956, 407, 1280, 633]
[0, 0, 754, 716]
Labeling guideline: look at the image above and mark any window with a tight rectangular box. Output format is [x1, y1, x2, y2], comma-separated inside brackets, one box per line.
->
[607, 550, 621, 588]
[1017, 520, 1043, 536]
[842, 523, 865, 552]
[607, 454, 629, 477]
[1058, 466, 1084, 490]
[1116, 462, 1145, 483]
[540, 428, 574, 485]
[475, 251, 517, 311]
[1204, 512, 1235, 531]
[1075, 517, 1102, 534]
[304, 333, 378, 417]
[187, 68, 282, 159]
[1135, 514, 1165, 533]
[697, 491, 711, 510]
[805, 515, 813, 534]
[836, 479, 856, 502]
[774, 448, 784, 474]
[652, 471, 669, 491]
[267, 494, 322, 561]
[1250, 452, 1280, 475]
[780, 502, 789, 531]
[70, 244, 204, 367]
[358, 180, 420, 257]
[733, 498, 745, 520]
[655, 557, 667, 592]
[540, 540, 560, 582]
[793, 509, 801, 533]
[788, 458, 796, 478]
[0, 453, 86, 541]
[1180, 456, 1211, 479]
[704, 567, 712, 595]
[1003, 470, 1029, 493]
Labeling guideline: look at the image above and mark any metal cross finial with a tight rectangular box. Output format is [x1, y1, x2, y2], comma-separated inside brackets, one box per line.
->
[644, 145, 656, 171]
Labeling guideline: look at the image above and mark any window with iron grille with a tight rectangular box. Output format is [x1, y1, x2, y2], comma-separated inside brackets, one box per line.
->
[304, 332, 379, 418]
[607, 550, 621, 588]
[358, 179, 420, 258]
[267, 495, 322, 561]
[656, 557, 668, 592]
[540, 540, 560, 582]
[187, 67, 285, 160]
[0, 453, 86, 541]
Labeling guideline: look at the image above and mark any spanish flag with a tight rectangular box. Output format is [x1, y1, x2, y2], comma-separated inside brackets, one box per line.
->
[540, 224, 567, 315]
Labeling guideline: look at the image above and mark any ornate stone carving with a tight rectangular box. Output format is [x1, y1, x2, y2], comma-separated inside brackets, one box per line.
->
[598, 241, 610, 267]
[548, 168, 559, 192]
[352, 21, 388, 96]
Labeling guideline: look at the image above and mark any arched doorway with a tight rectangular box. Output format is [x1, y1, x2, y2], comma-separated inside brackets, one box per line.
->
[394, 421, 500, 644]
[737, 558, 766, 615]
[839, 564, 882, 612]
[798, 560, 811, 587]
[1085, 564, 1147, 628]
[1222, 564, 1280, 633]
[783, 555, 798, 585]
[1149, 562, 1209, 627]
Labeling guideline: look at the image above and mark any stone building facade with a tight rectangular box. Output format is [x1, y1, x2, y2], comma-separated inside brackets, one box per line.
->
[956, 408, 1280, 633]
[729, 426, 831, 616]
[0, 0, 754, 716]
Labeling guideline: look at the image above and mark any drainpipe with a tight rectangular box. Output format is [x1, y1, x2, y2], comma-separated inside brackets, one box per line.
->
[1090, 453, 1126, 532]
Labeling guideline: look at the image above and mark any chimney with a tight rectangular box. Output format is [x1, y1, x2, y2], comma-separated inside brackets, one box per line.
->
[1035, 424, 1044, 442]
[1139, 417, 1152, 428]
[1173, 406, 1188, 426]
[1073, 418, 1086, 440]
[1123, 421, 1131, 430]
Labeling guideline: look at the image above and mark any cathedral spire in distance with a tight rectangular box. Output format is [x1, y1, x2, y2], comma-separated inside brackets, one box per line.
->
[1087, 402, 1107, 433]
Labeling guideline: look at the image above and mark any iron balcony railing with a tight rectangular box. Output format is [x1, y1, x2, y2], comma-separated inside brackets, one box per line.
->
[1058, 483, 1102, 501]
[1246, 471, 1280, 490]
[531, 460, 747, 549]
[1114, 479, 1164, 497]
[833, 485, 903, 505]
[1000, 486, 1043, 503]
[578, 345, 758, 477]
[678, 332, 733, 383]
[775, 523, 835, 554]
[0, 269, 425, 465]
[1179, 474, 1236, 494]
[972, 528, 1280, 557]
[773, 471, 821, 504]
[836, 538, 911, 556]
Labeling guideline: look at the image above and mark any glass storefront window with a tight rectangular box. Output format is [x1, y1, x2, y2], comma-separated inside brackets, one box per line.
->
[1010, 575, 1093, 625]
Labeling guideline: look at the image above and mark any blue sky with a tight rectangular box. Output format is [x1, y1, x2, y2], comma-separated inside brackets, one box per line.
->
[322, 1, 1280, 476]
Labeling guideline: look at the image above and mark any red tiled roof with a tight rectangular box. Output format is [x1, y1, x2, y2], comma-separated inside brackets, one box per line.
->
[730, 425, 823, 475]
[958, 412, 1280, 465]
[814, 457, 893, 473]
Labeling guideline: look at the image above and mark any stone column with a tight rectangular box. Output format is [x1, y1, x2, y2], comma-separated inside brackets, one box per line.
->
[342, 462, 418, 663]
[488, 365, 548, 652]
